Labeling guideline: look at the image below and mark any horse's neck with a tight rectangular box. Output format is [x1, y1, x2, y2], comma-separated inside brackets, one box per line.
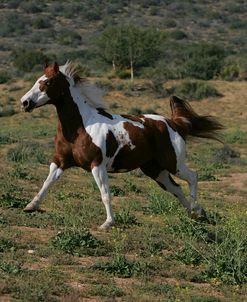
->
[55, 91, 95, 142]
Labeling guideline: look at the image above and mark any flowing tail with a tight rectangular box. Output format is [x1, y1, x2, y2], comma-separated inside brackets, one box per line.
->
[169, 96, 224, 142]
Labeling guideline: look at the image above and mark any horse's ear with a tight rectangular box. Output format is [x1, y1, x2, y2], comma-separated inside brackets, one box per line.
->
[54, 62, 59, 73]
[44, 61, 49, 69]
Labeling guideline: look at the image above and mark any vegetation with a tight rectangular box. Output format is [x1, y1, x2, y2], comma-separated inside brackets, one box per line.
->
[97, 25, 162, 80]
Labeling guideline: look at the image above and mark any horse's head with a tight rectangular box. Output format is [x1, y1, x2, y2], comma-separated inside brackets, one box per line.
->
[21, 62, 70, 112]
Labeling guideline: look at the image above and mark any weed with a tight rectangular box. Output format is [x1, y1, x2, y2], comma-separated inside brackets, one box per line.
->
[0, 261, 22, 275]
[0, 192, 28, 208]
[8, 165, 35, 180]
[114, 208, 139, 226]
[144, 189, 179, 215]
[124, 178, 142, 193]
[5, 267, 69, 302]
[7, 141, 47, 164]
[110, 185, 125, 196]
[225, 129, 247, 144]
[203, 217, 247, 285]
[88, 283, 124, 298]
[93, 255, 151, 278]
[0, 238, 16, 253]
[50, 228, 104, 256]
[0, 133, 17, 144]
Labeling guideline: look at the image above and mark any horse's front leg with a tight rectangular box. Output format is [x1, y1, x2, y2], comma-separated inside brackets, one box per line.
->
[91, 164, 114, 229]
[24, 162, 63, 212]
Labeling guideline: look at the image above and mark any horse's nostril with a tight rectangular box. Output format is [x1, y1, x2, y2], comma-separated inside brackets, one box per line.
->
[23, 100, 29, 107]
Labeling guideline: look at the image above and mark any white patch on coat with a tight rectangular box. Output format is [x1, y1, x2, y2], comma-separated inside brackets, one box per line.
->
[67, 83, 144, 167]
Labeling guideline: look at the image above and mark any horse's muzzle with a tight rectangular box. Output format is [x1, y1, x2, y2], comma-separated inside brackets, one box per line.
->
[22, 99, 36, 112]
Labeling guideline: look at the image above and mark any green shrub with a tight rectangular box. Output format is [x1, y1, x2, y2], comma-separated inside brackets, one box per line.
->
[11, 49, 48, 72]
[51, 228, 103, 256]
[219, 63, 240, 80]
[172, 80, 222, 100]
[169, 30, 187, 40]
[181, 43, 226, 80]
[32, 16, 51, 29]
[0, 238, 16, 253]
[0, 71, 10, 84]
[0, 105, 16, 117]
[0, 192, 28, 208]
[57, 29, 81, 46]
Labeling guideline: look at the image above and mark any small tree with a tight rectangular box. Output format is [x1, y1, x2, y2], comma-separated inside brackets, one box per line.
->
[97, 25, 162, 81]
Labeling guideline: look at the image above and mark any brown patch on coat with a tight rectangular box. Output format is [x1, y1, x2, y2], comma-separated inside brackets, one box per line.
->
[106, 130, 119, 158]
[111, 117, 177, 174]
[42, 64, 103, 171]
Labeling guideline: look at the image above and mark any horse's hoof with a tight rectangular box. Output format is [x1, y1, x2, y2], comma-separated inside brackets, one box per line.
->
[23, 203, 40, 212]
[99, 221, 114, 230]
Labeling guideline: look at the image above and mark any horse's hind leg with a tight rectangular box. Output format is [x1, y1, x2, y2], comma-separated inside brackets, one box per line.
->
[24, 163, 63, 212]
[176, 164, 206, 217]
[141, 162, 191, 212]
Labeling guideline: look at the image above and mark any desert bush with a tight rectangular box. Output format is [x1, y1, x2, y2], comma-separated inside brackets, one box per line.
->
[171, 80, 222, 100]
[169, 30, 187, 40]
[19, 1, 43, 13]
[0, 105, 16, 117]
[0, 71, 10, 84]
[219, 63, 240, 80]
[0, 12, 27, 37]
[32, 16, 51, 29]
[11, 49, 48, 72]
[57, 30, 81, 46]
[182, 43, 226, 80]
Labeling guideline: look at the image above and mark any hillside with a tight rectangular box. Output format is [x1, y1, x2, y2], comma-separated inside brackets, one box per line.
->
[0, 0, 247, 79]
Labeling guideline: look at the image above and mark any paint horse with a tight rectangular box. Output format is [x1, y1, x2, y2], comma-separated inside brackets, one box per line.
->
[20, 62, 223, 229]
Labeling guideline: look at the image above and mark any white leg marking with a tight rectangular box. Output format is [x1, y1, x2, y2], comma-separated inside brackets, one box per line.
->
[24, 163, 63, 212]
[176, 165, 198, 209]
[92, 165, 114, 229]
[176, 165, 206, 217]
[156, 170, 191, 210]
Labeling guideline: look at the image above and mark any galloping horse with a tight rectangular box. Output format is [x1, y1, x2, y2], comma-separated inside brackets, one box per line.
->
[20, 62, 223, 229]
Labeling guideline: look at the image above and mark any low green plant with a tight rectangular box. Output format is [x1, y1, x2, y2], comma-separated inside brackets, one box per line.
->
[203, 217, 247, 285]
[114, 208, 138, 226]
[145, 189, 179, 215]
[0, 238, 16, 253]
[225, 129, 247, 144]
[0, 105, 16, 117]
[93, 255, 151, 278]
[110, 185, 125, 196]
[7, 142, 47, 164]
[0, 192, 28, 208]
[50, 228, 104, 256]
[88, 283, 124, 298]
